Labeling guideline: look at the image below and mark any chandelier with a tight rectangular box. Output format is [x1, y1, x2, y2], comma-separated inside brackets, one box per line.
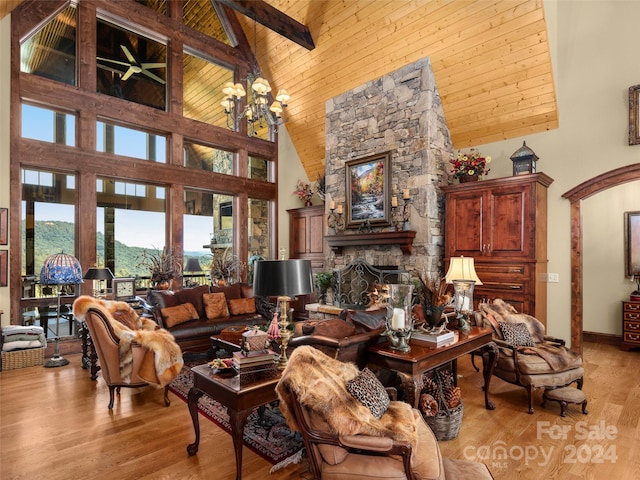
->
[221, 21, 290, 137]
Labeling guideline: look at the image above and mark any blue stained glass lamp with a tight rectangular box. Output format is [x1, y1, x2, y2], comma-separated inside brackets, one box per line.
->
[40, 252, 83, 368]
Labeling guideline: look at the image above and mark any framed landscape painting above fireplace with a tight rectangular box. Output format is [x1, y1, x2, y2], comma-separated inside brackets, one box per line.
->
[345, 152, 391, 229]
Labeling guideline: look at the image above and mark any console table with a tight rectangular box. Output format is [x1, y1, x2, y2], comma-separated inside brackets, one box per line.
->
[367, 327, 497, 410]
[186, 364, 281, 480]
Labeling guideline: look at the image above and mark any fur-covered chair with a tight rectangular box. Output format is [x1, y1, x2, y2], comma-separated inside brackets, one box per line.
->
[73, 296, 183, 409]
[476, 299, 584, 414]
[276, 346, 493, 480]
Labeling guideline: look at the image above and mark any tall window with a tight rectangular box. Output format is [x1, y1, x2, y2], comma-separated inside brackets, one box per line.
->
[21, 169, 76, 279]
[97, 177, 166, 280]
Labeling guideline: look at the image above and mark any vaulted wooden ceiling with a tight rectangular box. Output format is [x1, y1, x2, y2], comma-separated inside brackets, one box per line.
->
[2, 0, 558, 181]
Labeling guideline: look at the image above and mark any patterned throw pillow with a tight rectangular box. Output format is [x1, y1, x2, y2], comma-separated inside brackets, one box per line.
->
[346, 368, 390, 420]
[499, 321, 536, 347]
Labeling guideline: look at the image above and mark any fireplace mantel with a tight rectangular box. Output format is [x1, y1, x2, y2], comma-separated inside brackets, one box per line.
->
[325, 230, 416, 255]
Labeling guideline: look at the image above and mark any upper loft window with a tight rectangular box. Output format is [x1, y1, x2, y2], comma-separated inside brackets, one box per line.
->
[183, 50, 233, 128]
[97, 121, 166, 163]
[20, 4, 77, 86]
[134, 0, 167, 16]
[248, 155, 272, 182]
[183, 0, 232, 46]
[96, 19, 167, 110]
[184, 140, 233, 173]
[22, 104, 75, 146]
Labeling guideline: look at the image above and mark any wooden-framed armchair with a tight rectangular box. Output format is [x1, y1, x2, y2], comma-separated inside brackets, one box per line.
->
[277, 345, 494, 480]
[83, 306, 172, 409]
[476, 299, 584, 414]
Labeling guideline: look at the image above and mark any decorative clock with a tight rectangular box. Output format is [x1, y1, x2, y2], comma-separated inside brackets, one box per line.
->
[112, 278, 136, 301]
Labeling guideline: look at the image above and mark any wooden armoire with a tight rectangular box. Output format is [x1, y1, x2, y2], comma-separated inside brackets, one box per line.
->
[287, 205, 326, 319]
[442, 173, 553, 326]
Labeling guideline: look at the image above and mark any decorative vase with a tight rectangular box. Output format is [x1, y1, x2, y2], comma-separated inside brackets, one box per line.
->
[154, 280, 170, 290]
[305, 198, 313, 207]
[426, 305, 445, 328]
[459, 174, 479, 183]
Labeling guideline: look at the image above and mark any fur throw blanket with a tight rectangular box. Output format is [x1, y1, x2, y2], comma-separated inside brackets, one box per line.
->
[73, 296, 183, 387]
[276, 345, 418, 448]
[479, 299, 581, 371]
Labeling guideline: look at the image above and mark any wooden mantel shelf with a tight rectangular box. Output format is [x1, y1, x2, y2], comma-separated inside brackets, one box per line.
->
[325, 230, 416, 255]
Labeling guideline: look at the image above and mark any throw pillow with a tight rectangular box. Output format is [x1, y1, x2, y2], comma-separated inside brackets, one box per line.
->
[346, 308, 387, 331]
[228, 297, 256, 315]
[346, 367, 390, 420]
[499, 321, 536, 347]
[203, 292, 230, 319]
[161, 302, 199, 328]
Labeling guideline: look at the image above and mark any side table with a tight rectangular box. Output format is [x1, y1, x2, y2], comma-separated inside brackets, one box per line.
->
[186, 364, 281, 480]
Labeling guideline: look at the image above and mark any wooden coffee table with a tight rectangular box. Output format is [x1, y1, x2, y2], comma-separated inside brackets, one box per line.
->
[186, 364, 281, 480]
[367, 326, 498, 410]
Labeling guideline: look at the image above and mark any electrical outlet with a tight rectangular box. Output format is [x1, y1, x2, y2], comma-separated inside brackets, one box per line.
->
[548, 273, 559, 283]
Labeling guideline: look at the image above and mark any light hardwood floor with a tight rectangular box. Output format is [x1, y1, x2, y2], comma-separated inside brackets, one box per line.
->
[1, 342, 638, 480]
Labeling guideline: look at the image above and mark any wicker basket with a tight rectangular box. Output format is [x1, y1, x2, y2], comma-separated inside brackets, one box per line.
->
[1, 347, 45, 370]
[423, 401, 464, 441]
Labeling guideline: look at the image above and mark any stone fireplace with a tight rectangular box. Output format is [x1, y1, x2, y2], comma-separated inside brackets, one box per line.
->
[324, 57, 453, 280]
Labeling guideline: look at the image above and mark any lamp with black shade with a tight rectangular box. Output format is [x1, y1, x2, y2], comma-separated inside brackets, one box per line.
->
[40, 252, 83, 368]
[83, 266, 114, 298]
[184, 257, 203, 287]
[252, 259, 313, 369]
[445, 256, 482, 332]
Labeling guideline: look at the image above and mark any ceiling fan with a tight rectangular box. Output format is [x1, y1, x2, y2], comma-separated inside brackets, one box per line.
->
[97, 45, 166, 85]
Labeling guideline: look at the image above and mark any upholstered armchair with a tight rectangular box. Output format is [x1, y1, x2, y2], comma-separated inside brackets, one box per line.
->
[277, 345, 493, 480]
[80, 303, 175, 409]
[476, 299, 584, 414]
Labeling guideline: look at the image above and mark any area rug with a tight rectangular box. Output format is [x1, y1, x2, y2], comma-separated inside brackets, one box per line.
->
[168, 362, 304, 466]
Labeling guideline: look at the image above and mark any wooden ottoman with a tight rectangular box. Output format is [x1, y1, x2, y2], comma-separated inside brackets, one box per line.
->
[542, 387, 588, 417]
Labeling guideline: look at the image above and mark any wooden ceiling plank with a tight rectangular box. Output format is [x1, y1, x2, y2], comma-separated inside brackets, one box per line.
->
[217, 0, 315, 50]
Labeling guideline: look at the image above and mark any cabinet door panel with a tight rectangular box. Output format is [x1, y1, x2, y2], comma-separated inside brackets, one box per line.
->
[291, 216, 308, 256]
[309, 213, 325, 254]
[489, 189, 527, 256]
[446, 194, 484, 256]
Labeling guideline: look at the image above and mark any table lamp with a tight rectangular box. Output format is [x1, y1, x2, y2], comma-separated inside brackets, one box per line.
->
[83, 266, 114, 298]
[40, 252, 83, 368]
[445, 256, 482, 332]
[252, 259, 313, 369]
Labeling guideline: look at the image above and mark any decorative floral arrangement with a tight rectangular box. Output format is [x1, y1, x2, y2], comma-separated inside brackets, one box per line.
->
[293, 179, 314, 204]
[450, 148, 491, 178]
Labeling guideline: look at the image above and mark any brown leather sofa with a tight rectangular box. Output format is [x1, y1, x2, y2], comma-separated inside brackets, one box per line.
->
[147, 283, 270, 354]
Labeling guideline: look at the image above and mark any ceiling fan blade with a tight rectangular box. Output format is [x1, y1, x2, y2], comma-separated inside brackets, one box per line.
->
[121, 45, 137, 64]
[141, 69, 166, 85]
[121, 67, 135, 81]
[140, 62, 166, 69]
[97, 56, 130, 67]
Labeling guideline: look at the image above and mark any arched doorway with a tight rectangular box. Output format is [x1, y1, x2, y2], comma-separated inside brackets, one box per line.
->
[562, 163, 640, 353]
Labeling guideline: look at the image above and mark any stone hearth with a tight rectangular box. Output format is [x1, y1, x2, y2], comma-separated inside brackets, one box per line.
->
[324, 57, 453, 277]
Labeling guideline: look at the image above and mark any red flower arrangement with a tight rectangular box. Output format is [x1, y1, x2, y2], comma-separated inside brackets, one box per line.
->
[450, 149, 491, 179]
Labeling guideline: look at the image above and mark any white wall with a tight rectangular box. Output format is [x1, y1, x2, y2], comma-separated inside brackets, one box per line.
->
[471, 0, 640, 342]
[277, 126, 321, 259]
[1, 15, 10, 326]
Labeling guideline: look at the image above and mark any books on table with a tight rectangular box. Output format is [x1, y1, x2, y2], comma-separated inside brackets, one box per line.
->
[412, 330, 455, 347]
[232, 349, 276, 369]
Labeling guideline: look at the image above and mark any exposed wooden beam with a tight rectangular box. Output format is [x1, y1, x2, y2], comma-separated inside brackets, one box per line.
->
[216, 0, 315, 51]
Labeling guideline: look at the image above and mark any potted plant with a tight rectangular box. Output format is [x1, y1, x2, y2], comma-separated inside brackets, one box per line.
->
[209, 247, 245, 285]
[315, 271, 334, 304]
[137, 246, 182, 289]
